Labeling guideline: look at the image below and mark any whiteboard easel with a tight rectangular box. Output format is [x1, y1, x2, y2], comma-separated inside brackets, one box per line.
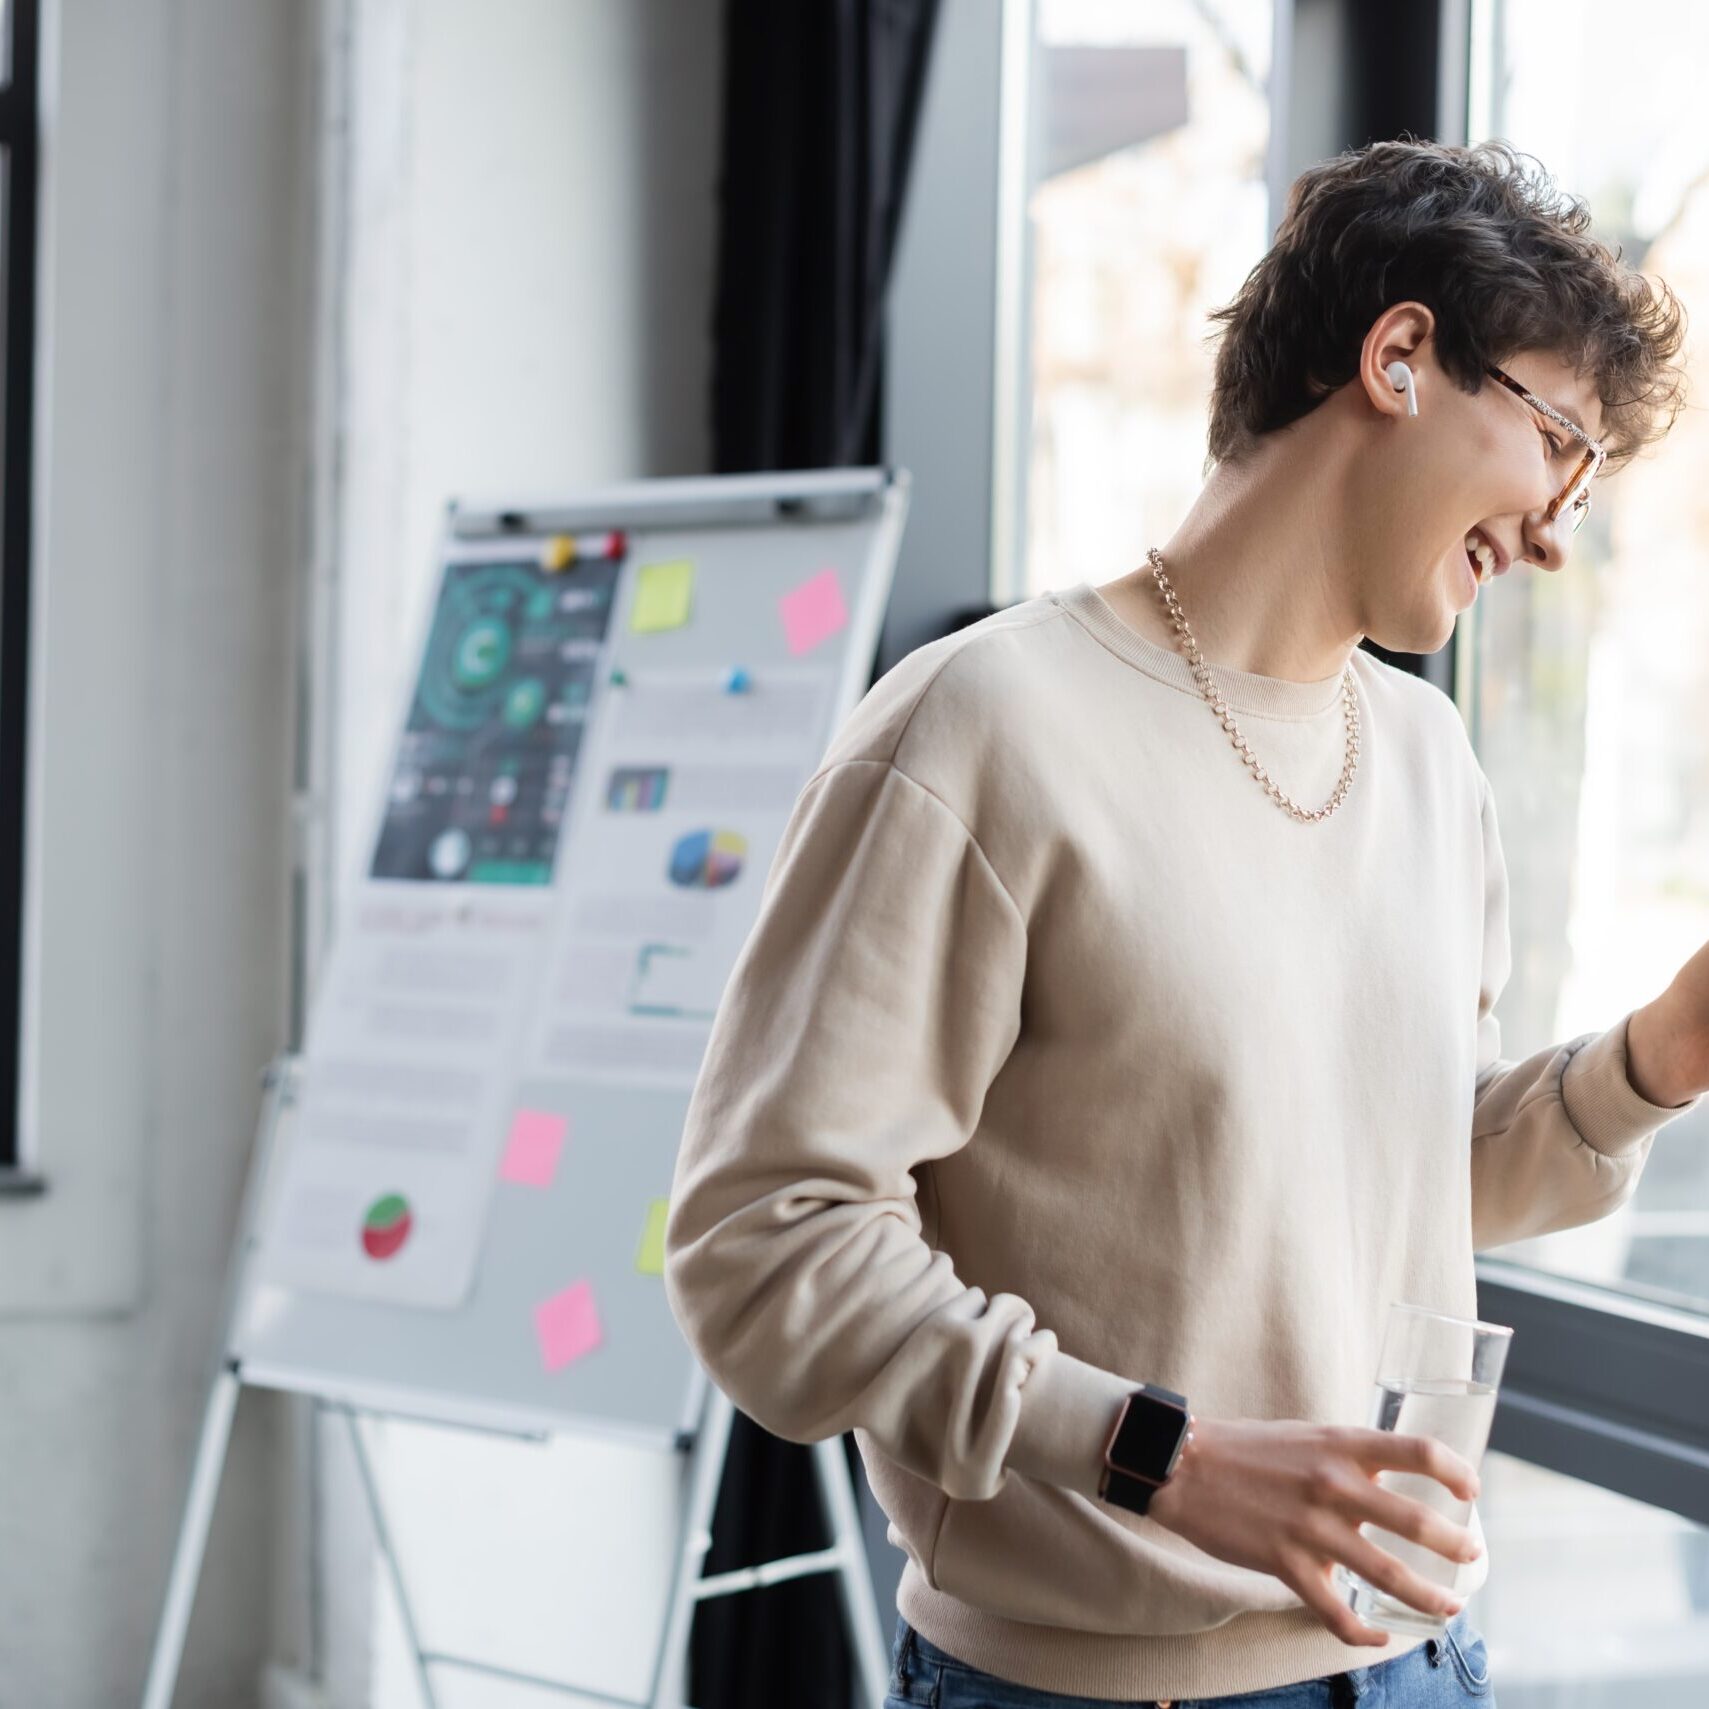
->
[142, 467, 911, 1708]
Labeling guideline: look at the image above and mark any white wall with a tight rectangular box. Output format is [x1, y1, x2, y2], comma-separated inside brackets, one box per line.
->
[312, 4, 722, 1703]
[328, 0, 720, 896]
[0, 1, 311, 1706]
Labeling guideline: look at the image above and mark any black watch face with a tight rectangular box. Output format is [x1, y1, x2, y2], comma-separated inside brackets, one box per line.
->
[1115, 1394, 1186, 1475]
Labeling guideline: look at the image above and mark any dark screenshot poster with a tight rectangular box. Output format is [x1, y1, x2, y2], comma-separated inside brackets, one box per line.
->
[371, 552, 624, 885]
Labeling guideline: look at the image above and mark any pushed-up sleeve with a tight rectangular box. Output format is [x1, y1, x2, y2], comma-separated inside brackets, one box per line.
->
[1469, 775, 1701, 1253]
[663, 756, 1134, 1503]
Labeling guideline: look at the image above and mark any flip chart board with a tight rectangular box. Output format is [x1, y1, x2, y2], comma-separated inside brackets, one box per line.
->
[235, 467, 908, 1445]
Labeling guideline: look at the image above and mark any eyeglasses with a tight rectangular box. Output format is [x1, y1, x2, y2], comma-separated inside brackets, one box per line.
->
[1483, 363, 1607, 534]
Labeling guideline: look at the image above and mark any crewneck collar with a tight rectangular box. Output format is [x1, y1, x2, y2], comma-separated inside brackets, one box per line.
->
[1052, 580, 1353, 719]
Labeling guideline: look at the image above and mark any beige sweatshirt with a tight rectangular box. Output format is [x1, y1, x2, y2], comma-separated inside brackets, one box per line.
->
[663, 580, 1700, 1701]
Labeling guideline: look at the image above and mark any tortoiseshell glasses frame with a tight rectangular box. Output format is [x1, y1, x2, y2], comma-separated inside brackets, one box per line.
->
[1483, 362, 1607, 534]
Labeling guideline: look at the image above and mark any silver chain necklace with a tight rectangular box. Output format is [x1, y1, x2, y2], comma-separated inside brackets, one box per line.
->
[1145, 545, 1361, 824]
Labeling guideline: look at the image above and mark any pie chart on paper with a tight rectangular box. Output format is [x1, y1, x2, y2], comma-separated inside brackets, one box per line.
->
[667, 827, 747, 889]
[361, 1192, 413, 1261]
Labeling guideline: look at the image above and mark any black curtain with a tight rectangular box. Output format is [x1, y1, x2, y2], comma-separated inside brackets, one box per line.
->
[710, 0, 940, 475]
[693, 3, 940, 1706]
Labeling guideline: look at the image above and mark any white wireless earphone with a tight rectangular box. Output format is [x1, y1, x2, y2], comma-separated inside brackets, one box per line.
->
[1386, 360, 1419, 416]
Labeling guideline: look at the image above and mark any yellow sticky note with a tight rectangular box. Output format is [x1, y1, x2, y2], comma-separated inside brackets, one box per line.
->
[636, 1198, 669, 1276]
[631, 559, 695, 633]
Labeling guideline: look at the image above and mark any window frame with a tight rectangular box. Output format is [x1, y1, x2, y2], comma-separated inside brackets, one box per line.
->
[0, 0, 41, 1192]
[1479, 1263, 1709, 1526]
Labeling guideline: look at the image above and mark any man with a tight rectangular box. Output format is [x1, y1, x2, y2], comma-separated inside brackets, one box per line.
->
[664, 138, 1709, 1706]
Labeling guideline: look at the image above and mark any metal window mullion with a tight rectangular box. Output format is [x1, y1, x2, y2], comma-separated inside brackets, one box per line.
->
[1477, 1260, 1709, 1527]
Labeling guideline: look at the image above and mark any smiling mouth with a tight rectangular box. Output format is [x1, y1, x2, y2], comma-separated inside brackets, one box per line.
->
[1464, 530, 1505, 584]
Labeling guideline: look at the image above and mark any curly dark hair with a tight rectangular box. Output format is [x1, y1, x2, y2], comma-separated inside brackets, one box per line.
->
[1203, 137, 1688, 475]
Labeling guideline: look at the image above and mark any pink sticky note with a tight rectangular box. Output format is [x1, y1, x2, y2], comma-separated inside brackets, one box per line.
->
[500, 1110, 567, 1188]
[778, 567, 849, 655]
[534, 1280, 603, 1372]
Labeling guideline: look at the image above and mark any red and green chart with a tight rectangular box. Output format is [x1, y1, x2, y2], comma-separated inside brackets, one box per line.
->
[360, 1192, 414, 1261]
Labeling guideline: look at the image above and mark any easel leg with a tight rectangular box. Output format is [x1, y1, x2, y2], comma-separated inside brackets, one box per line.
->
[813, 1435, 890, 1709]
[341, 1407, 443, 1709]
[647, 1382, 735, 1709]
[144, 1063, 294, 1709]
[647, 1387, 890, 1709]
[140, 1368, 243, 1709]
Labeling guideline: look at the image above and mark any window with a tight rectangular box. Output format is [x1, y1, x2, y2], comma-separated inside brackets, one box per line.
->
[1460, 0, 1709, 1318]
[891, 0, 1709, 1602]
[1019, 0, 1275, 600]
[1452, 6, 1709, 1668]
[0, 0, 38, 1185]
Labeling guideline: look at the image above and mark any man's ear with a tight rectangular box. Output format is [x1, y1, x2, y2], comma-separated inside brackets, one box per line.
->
[1360, 301, 1436, 420]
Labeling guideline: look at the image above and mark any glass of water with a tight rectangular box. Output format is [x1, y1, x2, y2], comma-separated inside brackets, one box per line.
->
[1332, 1301, 1513, 1637]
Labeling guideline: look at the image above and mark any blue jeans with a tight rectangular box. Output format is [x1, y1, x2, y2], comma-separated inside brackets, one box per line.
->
[885, 1610, 1495, 1708]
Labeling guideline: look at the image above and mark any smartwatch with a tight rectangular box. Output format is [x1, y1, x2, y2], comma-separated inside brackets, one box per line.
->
[1098, 1383, 1192, 1515]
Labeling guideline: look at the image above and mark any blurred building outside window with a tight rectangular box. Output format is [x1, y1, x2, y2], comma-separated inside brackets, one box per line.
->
[1021, 0, 1273, 603]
